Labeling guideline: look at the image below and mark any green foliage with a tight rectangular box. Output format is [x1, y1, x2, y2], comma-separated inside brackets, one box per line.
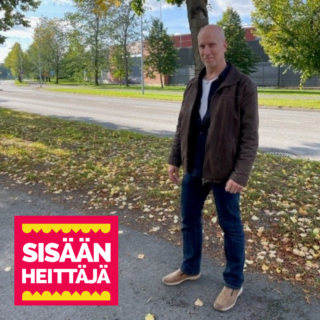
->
[107, 1, 140, 86]
[252, 0, 320, 86]
[66, 2, 111, 85]
[4, 43, 25, 81]
[0, 0, 40, 44]
[130, 0, 184, 15]
[31, 18, 68, 84]
[217, 7, 259, 75]
[144, 18, 179, 87]
[63, 30, 89, 83]
[110, 45, 129, 84]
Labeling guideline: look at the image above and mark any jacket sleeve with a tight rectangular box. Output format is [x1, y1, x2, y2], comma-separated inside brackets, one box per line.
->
[168, 110, 183, 167]
[229, 79, 259, 186]
[168, 81, 193, 168]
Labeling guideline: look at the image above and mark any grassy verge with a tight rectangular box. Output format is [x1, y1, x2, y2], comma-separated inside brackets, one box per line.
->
[14, 80, 28, 86]
[46, 87, 183, 101]
[0, 107, 319, 296]
[259, 97, 320, 109]
[45, 85, 320, 109]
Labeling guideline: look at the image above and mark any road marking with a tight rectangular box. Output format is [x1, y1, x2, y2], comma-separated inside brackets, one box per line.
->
[272, 120, 301, 124]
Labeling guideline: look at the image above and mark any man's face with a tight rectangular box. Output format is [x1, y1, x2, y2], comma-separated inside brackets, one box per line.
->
[198, 27, 227, 71]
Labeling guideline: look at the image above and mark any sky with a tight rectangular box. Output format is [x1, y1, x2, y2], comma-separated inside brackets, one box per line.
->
[0, 0, 255, 63]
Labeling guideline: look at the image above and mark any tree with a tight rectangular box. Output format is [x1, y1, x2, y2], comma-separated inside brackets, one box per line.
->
[4, 42, 25, 82]
[107, 0, 140, 86]
[251, 0, 320, 85]
[67, 1, 112, 85]
[33, 18, 69, 84]
[217, 7, 259, 75]
[63, 30, 90, 83]
[131, 0, 208, 75]
[144, 18, 179, 88]
[0, 0, 40, 44]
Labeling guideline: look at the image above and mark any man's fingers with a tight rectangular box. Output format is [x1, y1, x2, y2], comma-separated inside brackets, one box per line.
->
[225, 179, 244, 194]
[168, 165, 179, 185]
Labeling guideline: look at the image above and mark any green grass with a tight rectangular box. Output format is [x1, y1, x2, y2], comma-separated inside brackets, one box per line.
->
[258, 88, 320, 95]
[14, 79, 28, 86]
[47, 87, 183, 101]
[259, 97, 320, 109]
[0, 107, 319, 292]
[42, 82, 320, 109]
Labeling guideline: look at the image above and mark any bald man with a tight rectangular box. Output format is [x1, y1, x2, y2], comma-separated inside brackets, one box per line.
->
[163, 25, 259, 312]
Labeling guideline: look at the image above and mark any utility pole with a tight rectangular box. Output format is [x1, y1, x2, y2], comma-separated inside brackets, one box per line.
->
[140, 13, 144, 95]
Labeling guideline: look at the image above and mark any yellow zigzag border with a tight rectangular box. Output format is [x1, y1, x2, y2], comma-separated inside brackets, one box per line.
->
[22, 224, 111, 234]
[22, 291, 110, 301]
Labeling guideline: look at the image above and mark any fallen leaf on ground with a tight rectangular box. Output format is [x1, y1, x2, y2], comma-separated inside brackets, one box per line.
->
[4, 267, 11, 272]
[138, 253, 145, 259]
[194, 298, 203, 306]
[145, 313, 155, 320]
[150, 226, 160, 232]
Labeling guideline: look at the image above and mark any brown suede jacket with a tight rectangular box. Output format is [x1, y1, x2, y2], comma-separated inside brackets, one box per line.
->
[168, 64, 259, 187]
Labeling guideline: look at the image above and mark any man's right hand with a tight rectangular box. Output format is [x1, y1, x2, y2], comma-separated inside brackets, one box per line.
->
[168, 165, 180, 185]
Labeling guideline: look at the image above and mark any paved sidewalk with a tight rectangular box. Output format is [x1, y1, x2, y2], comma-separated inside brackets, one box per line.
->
[0, 185, 319, 320]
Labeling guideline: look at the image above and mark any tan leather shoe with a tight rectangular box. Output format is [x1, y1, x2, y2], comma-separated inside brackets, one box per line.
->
[162, 268, 201, 286]
[213, 286, 243, 311]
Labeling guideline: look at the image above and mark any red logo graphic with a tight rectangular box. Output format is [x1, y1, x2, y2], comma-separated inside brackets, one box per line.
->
[15, 216, 118, 305]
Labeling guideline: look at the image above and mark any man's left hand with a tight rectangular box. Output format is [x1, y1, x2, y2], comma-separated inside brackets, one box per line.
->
[225, 179, 244, 194]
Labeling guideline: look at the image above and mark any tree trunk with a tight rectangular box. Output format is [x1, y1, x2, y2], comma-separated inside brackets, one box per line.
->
[186, 0, 208, 75]
[124, 45, 129, 87]
[160, 74, 163, 88]
[55, 69, 59, 84]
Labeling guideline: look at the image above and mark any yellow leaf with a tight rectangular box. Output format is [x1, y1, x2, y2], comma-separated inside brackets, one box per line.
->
[145, 314, 155, 320]
[290, 216, 297, 223]
[194, 298, 203, 307]
[211, 217, 217, 224]
[138, 253, 145, 259]
[262, 264, 269, 271]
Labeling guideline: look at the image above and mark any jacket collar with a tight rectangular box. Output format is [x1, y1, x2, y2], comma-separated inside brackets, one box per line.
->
[196, 63, 241, 88]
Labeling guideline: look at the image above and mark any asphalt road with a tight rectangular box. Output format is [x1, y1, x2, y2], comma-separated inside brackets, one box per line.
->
[0, 80, 320, 160]
[1, 183, 320, 320]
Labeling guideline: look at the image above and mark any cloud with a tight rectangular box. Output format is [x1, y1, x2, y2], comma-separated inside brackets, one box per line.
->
[44, 0, 73, 5]
[208, 0, 254, 21]
[145, 0, 179, 12]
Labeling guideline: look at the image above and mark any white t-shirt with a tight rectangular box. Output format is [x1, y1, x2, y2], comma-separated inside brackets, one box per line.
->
[199, 78, 218, 120]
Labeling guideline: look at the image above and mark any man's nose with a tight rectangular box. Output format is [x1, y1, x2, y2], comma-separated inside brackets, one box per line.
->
[204, 46, 211, 55]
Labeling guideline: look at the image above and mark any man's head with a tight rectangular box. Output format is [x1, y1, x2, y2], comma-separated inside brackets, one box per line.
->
[197, 25, 227, 74]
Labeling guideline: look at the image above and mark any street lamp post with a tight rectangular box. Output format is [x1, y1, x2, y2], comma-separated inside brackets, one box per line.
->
[140, 13, 144, 95]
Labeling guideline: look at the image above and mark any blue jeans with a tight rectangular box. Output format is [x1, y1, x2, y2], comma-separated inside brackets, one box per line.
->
[180, 173, 245, 289]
